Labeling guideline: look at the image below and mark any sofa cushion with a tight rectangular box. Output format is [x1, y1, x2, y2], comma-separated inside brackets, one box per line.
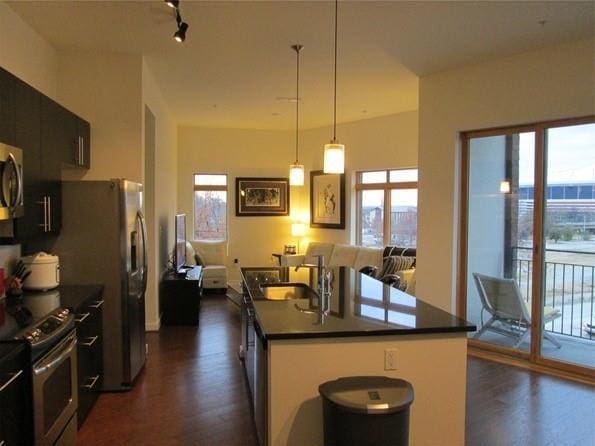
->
[329, 244, 359, 267]
[191, 240, 227, 265]
[304, 242, 335, 265]
[353, 247, 384, 271]
[202, 265, 227, 289]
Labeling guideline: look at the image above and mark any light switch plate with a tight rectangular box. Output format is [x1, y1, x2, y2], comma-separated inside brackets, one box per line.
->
[384, 349, 397, 370]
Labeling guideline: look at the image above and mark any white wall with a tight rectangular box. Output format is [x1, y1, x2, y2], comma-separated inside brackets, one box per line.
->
[142, 60, 178, 330]
[0, 2, 58, 99]
[177, 111, 418, 280]
[57, 51, 143, 183]
[417, 38, 595, 312]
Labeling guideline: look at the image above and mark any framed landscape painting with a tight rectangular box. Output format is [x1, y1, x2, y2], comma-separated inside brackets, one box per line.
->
[310, 170, 345, 229]
[236, 177, 290, 216]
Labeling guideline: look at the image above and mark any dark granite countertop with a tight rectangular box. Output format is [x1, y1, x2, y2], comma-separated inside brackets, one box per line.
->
[0, 285, 103, 341]
[241, 266, 475, 341]
[56, 285, 104, 311]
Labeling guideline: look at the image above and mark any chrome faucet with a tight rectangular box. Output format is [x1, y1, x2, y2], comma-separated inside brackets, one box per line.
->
[315, 255, 331, 315]
[294, 254, 331, 319]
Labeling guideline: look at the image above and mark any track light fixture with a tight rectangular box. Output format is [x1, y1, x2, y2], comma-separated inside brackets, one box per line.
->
[164, 0, 189, 43]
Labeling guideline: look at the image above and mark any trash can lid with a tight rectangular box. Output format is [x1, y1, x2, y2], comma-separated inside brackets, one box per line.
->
[319, 376, 414, 414]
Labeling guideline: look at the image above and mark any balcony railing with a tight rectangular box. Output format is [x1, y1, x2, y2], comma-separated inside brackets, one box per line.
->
[513, 247, 595, 341]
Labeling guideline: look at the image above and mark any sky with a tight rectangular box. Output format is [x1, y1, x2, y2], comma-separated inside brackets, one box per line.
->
[519, 123, 595, 186]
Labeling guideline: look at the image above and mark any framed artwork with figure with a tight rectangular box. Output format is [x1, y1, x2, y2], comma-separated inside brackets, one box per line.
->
[310, 170, 345, 229]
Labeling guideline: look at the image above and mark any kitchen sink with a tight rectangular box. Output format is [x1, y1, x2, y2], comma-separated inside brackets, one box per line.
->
[259, 282, 318, 300]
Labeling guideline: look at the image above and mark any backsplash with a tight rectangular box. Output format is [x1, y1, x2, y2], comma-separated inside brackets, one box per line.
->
[0, 244, 21, 275]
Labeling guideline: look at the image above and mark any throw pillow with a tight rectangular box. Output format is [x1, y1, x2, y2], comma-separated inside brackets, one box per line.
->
[194, 251, 206, 266]
[377, 255, 414, 278]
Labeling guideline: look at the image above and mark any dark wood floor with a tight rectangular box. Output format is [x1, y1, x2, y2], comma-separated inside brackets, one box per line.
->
[78, 294, 595, 446]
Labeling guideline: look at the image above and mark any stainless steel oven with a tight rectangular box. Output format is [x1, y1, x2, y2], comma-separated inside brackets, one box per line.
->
[0, 143, 24, 220]
[32, 330, 77, 446]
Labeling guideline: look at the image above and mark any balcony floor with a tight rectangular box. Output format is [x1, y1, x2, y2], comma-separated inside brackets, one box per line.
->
[475, 330, 595, 368]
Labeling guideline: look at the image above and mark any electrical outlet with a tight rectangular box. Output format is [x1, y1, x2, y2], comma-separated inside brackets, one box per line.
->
[234, 258, 239, 264]
[384, 349, 397, 371]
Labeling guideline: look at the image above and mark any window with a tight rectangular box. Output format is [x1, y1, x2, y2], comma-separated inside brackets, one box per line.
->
[193, 173, 227, 240]
[356, 169, 418, 248]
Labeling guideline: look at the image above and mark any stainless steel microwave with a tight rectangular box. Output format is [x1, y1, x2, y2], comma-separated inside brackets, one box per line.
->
[0, 143, 24, 220]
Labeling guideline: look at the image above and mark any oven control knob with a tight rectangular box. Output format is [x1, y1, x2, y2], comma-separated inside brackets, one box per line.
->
[25, 334, 34, 341]
[33, 329, 42, 337]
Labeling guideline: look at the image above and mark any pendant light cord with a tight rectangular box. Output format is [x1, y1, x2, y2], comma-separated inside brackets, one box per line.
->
[295, 45, 300, 163]
[332, 0, 338, 142]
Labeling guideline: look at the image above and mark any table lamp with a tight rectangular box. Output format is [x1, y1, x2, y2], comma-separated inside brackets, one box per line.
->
[291, 223, 306, 253]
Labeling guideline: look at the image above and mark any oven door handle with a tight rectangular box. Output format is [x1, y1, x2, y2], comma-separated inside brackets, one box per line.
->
[0, 369, 23, 393]
[33, 336, 77, 376]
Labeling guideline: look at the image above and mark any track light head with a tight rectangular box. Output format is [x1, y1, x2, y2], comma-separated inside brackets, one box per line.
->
[164, 0, 179, 8]
[174, 22, 189, 42]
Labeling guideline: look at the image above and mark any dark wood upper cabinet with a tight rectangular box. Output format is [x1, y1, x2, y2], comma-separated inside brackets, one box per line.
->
[0, 67, 17, 146]
[76, 117, 91, 169]
[1, 66, 92, 244]
[13, 78, 44, 241]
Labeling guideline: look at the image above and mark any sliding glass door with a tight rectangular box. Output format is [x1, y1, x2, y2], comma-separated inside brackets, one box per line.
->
[461, 117, 595, 377]
[464, 131, 536, 354]
[541, 122, 595, 369]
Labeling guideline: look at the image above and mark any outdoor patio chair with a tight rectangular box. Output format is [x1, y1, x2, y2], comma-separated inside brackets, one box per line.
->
[472, 272, 562, 349]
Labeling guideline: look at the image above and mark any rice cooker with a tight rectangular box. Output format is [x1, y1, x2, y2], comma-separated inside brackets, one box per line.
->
[21, 252, 60, 291]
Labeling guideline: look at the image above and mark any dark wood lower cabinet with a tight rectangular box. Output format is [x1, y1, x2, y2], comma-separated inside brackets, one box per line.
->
[161, 267, 203, 326]
[0, 342, 33, 446]
[73, 293, 104, 428]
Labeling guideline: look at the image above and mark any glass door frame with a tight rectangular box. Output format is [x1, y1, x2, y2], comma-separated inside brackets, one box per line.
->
[458, 115, 595, 379]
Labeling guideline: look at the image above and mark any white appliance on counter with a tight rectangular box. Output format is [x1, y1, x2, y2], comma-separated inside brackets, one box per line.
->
[49, 179, 148, 391]
[21, 252, 60, 291]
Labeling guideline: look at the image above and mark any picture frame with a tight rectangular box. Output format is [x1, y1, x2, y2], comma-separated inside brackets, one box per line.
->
[236, 177, 290, 216]
[310, 170, 345, 229]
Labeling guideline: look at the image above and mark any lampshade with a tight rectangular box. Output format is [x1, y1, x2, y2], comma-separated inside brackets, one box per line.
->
[500, 180, 511, 194]
[289, 163, 305, 186]
[291, 223, 306, 237]
[323, 143, 345, 174]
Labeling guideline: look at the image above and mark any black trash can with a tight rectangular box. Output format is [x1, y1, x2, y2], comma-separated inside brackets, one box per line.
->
[319, 376, 414, 446]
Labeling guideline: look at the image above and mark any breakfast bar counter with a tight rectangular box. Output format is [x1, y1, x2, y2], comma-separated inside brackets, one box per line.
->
[240, 266, 475, 446]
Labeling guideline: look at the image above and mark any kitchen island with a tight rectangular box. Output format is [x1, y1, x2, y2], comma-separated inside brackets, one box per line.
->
[240, 266, 475, 446]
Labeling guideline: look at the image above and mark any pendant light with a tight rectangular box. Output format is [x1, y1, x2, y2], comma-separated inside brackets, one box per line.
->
[289, 44, 305, 186]
[323, 0, 345, 174]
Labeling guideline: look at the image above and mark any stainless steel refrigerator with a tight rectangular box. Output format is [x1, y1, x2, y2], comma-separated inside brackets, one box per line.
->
[51, 179, 148, 391]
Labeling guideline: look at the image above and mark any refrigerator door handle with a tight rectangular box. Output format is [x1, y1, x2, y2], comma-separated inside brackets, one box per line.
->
[137, 210, 148, 295]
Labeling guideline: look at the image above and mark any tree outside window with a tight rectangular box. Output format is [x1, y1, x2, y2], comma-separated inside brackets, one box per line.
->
[193, 174, 227, 240]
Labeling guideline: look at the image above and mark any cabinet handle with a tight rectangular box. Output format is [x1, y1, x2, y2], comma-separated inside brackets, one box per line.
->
[47, 195, 52, 232]
[37, 196, 49, 232]
[83, 375, 100, 389]
[89, 300, 104, 309]
[0, 370, 23, 393]
[81, 136, 85, 166]
[75, 312, 90, 323]
[80, 335, 98, 347]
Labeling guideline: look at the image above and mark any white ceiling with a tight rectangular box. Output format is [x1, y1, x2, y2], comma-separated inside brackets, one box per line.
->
[7, 1, 594, 130]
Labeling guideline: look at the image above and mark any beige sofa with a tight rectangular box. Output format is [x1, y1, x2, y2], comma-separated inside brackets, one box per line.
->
[279, 242, 416, 295]
[185, 240, 228, 291]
